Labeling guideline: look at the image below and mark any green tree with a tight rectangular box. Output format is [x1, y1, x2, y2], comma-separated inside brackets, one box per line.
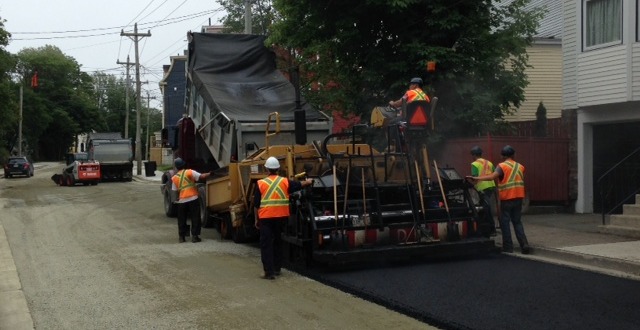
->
[16, 46, 102, 160]
[535, 101, 547, 137]
[218, 0, 277, 35]
[269, 0, 544, 138]
[92, 72, 129, 136]
[0, 16, 18, 161]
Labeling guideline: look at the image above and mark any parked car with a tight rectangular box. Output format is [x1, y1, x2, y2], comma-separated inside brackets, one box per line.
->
[3, 156, 34, 178]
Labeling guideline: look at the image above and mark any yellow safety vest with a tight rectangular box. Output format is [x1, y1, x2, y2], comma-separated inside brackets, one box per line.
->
[471, 158, 496, 192]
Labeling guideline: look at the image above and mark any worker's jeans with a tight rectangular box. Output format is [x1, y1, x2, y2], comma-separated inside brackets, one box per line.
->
[259, 218, 285, 275]
[499, 198, 529, 251]
[177, 199, 201, 237]
[479, 188, 496, 234]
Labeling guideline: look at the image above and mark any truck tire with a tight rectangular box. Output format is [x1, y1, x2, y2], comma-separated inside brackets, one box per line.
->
[219, 214, 233, 240]
[198, 187, 213, 228]
[232, 223, 247, 243]
[164, 189, 177, 217]
[66, 174, 75, 186]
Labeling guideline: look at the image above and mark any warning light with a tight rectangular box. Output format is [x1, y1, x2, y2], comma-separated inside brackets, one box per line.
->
[427, 61, 436, 73]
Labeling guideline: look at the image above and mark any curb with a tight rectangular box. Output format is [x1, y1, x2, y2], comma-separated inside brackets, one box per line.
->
[525, 246, 640, 280]
[0, 224, 35, 330]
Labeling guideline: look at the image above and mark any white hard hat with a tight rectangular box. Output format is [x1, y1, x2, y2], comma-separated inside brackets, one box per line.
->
[264, 156, 280, 170]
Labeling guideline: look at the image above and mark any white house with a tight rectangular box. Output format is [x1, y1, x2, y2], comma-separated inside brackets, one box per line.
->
[563, 0, 640, 213]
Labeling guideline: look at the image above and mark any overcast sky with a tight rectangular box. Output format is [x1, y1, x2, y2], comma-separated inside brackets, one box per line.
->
[1, 0, 225, 107]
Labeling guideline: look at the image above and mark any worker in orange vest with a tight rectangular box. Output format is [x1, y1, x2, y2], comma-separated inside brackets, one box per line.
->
[388, 77, 430, 116]
[466, 145, 530, 254]
[253, 156, 314, 279]
[171, 158, 210, 243]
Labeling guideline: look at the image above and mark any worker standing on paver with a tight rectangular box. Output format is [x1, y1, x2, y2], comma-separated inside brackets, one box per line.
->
[467, 145, 530, 254]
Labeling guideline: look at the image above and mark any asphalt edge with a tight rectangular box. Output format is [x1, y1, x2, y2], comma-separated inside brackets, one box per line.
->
[0, 223, 35, 330]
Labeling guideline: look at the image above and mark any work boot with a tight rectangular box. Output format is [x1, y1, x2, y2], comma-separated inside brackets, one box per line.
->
[261, 272, 276, 280]
[521, 245, 531, 255]
[179, 236, 186, 243]
[192, 236, 201, 243]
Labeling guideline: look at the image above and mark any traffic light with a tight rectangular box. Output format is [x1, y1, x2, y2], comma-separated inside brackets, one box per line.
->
[31, 70, 39, 88]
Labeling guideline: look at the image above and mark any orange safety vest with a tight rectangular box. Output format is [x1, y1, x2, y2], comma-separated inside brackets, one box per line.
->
[497, 160, 525, 201]
[172, 169, 198, 201]
[405, 88, 430, 103]
[257, 175, 290, 219]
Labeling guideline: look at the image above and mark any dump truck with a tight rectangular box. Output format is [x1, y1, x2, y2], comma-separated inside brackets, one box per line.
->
[161, 33, 333, 217]
[85, 133, 133, 181]
[51, 152, 101, 186]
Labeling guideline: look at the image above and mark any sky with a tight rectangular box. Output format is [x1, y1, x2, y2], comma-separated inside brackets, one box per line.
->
[0, 0, 226, 108]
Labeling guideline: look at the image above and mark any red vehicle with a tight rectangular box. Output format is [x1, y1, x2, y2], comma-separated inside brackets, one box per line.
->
[52, 153, 101, 186]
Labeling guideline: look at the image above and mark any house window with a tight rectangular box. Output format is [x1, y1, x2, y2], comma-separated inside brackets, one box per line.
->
[583, 0, 622, 50]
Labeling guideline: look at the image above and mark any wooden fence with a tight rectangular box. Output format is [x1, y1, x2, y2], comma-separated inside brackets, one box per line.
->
[434, 135, 570, 204]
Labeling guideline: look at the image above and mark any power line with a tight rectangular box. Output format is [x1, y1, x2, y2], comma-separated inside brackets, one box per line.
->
[125, 0, 158, 28]
[9, 10, 218, 39]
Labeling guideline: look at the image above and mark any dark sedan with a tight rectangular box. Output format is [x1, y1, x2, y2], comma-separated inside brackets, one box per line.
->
[3, 156, 34, 178]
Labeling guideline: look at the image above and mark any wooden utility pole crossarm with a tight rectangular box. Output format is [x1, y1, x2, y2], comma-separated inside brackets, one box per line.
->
[116, 55, 134, 139]
[121, 23, 151, 175]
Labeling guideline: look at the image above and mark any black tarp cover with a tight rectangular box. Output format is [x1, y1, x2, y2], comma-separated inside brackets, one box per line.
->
[187, 33, 326, 122]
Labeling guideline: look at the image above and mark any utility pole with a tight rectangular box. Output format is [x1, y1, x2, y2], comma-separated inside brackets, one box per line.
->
[244, 0, 252, 34]
[121, 23, 151, 175]
[116, 55, 134, 139]
[144, 90, 157, 161]
[18, 85, 22, 156]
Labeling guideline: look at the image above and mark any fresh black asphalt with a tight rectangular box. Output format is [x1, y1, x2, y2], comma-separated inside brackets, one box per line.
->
[300, 253, 640, 330]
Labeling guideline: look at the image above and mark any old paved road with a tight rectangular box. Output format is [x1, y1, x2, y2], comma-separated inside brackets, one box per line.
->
[0, 162, 429, 329]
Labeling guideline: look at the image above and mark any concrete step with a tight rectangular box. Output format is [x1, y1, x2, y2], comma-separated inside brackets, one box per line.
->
[608, 214, 640, 229]
[598, 224, 640, 239]
[622, 203, 640, 216]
